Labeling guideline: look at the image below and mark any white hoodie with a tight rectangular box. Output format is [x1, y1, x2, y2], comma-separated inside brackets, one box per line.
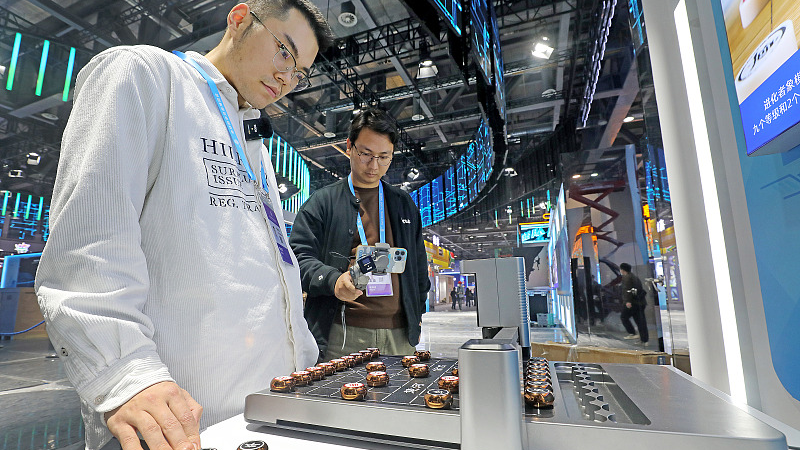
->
[35, 46, 318, 449]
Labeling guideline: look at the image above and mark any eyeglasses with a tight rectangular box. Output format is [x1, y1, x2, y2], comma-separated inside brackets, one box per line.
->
[352, 144, 392, 166]
[250, 11, 311, 92]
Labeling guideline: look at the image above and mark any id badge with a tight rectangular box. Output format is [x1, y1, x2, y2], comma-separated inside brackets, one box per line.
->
[366, 273, 393, 297]
[256, 187, 294, 266]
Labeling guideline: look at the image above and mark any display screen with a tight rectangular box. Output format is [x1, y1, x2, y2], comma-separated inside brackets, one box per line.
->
[470, 0, 491, 84]
[431, 176, 444, 224]
[1, 253, 42, 288]
[456, 154, 468, 209]
[475, 118, 492, 193]
[428, 0, 463, 36]
[519, 222, 551, 245]
[444, 166, 457, 217]
[720, 0, 800, 155]
[466, 141, 478, 202]
[489, 3, 506, 121]
[410, 189, 419, 208]
[419, 183, 432, 227]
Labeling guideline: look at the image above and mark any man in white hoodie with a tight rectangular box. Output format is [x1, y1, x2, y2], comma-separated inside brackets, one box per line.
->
[34, 2, 332, 450]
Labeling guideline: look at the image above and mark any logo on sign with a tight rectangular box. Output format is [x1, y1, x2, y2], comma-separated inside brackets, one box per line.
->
[739, 26, 787, 82]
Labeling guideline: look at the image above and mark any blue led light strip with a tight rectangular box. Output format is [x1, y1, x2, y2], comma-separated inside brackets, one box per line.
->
[275, 135, 281, 170]
[282, 141, 287, 175]
[1, 192, 9, 217]
[13, 193, 20, 217]
[6, 33, 22, 91]
[24, 194, 32, 219]
[35, 40, 51, 96]
[62, 47, 76, 101]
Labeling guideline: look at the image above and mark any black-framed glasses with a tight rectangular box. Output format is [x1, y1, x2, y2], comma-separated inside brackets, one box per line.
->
[250, 11, 311, 92]
[352, 144, 392, 166]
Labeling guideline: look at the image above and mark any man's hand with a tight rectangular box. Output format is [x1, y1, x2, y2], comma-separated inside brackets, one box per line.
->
[104, 381, 202, 450]
[335, 271, 363, 303]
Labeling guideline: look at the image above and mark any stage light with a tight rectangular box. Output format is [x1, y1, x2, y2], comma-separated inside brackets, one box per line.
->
[532, 42, 554, 59]
[503, 167, 517, 177]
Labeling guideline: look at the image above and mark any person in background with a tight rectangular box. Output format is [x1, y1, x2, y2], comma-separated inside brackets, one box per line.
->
[290, 107, 430, 361]
[619, 263, 649, 344]
[450, 286, 460, 310]
[34, 2, 333, 450]
[465, 287, 475, 307]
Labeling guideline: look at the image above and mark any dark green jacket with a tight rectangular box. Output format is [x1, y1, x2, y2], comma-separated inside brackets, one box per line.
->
[289, 178, 431, 361]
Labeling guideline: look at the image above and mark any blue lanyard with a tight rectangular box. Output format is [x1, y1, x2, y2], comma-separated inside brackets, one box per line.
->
[348, 175, 385, 245]
[173, 51, 258, 183]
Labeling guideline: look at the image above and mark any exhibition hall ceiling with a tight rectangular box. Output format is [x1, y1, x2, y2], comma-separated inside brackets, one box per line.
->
[0, 0, 646, 258]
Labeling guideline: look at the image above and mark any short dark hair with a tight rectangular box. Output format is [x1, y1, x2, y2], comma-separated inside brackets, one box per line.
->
[619, 263, 632, 273]
[348, 107, 399, 146]
[247, 0, 334, 52]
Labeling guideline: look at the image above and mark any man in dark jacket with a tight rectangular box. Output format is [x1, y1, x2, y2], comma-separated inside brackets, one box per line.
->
[620, 262, 648, 344]
[290, 107, 430, 361]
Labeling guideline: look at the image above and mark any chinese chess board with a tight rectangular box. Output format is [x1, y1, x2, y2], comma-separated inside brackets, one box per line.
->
[281, 355, 460, 410]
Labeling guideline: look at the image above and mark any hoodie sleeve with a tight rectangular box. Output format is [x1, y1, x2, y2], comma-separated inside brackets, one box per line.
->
[35, 48, 174, 415]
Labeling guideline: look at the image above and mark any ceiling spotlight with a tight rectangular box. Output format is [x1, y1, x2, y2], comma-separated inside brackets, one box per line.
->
[338, 1, 358, 27]
[532, 42, 554, 59]
[8, 169, 24, 178]
[278, 183, 288, 193]
[323, 131, 336, 138]
[27, 153, 40, 166]
[623, 116, 635, 123]
[503, 167, 518, 177]
[590, 172, 599, 177]
[572, 174, 581, 179]
[41, 112, 58, 121]
[406, 167, 420, 181]
[542, 36, 550, 41]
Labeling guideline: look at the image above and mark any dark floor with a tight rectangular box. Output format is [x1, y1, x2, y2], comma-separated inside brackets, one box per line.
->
[0, 337, 84, 450]
[0, 303, 673, 450]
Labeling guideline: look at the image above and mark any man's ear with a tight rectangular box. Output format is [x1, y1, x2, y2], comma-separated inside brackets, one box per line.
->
[345, 139, 352, 156]
[227, 3, 251, 33]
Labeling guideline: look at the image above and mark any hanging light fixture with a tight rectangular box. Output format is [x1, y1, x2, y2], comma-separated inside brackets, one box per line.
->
[412, 96, 425, 121]
[324, 112, 337, 138]
[417, 41, 438, 79]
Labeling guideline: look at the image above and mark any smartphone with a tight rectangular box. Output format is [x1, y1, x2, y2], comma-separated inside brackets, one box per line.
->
[355, 245, 407, 274]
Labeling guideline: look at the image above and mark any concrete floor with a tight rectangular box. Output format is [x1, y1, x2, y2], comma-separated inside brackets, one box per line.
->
[0, 301, 686, 449]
